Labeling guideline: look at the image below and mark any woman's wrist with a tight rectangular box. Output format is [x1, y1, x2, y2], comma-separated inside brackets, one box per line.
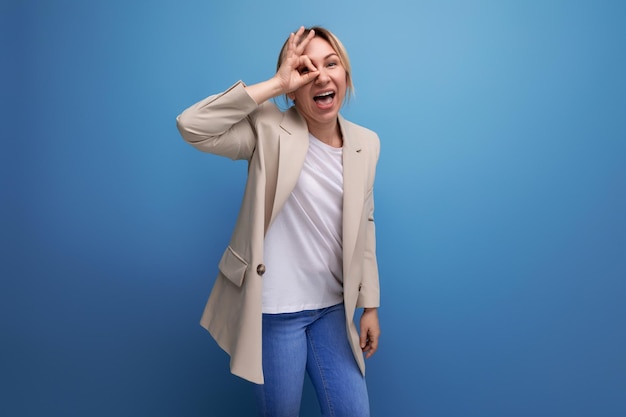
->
[244, 77, 285, 104]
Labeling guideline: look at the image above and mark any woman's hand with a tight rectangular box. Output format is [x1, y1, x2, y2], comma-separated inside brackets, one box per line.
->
[360, 308, 381, 359]
[273, 26, 320, 95]
[244, 26, 319, 104]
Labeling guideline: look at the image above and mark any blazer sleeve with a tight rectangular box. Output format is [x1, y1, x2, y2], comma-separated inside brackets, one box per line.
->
[357, 136, 381, 308]
[176, 81, 259, 161]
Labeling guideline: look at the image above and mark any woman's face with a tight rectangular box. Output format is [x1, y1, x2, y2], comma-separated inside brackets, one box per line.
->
[289, 36, 347, 128]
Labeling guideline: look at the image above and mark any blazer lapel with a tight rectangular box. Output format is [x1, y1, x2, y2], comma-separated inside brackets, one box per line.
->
[340, 115, 366, 280]
[269, 107, 309, 228]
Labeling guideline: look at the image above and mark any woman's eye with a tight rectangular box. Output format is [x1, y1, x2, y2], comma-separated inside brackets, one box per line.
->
[327, 62, 337, 68]
[299, 67, 310, 74]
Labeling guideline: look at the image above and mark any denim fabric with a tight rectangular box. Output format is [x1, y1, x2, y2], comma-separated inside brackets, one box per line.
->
[253, 303, 370, 417]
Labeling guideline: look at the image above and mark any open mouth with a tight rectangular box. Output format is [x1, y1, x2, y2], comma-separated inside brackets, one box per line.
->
[313, 91, 335, 106]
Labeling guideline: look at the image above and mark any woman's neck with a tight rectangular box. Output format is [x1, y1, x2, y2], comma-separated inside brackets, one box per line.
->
[308, 120, 343, 148]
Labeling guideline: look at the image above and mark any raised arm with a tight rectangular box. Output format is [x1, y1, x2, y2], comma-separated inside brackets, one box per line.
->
[176, 81, 260, 160]
[176, 27, 321, 160]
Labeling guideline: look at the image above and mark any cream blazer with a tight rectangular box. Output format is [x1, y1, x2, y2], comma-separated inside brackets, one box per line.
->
[176, 81, 380, 384]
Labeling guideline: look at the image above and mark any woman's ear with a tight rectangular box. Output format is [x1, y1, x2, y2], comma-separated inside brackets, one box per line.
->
[287, 92, 295, 101]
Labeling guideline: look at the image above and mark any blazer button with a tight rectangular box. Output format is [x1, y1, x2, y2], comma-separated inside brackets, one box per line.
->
[256, 264, 266, 276]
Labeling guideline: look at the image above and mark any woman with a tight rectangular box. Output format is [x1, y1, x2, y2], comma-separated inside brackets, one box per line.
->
[177, 26, 381, 417]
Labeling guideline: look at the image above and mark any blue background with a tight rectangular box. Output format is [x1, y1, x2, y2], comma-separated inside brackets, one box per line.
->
[3, 0, 625, 416]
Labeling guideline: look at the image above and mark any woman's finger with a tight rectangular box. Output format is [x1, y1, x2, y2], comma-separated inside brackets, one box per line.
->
[290, 26, 305, 52]
[295, 28, 316, 54]
[365, 331, 379, 358]
[299, 55, 318, 74]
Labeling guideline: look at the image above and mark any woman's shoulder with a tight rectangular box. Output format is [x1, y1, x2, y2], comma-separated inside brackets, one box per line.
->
[340, 116, 380, 149]
[252, 100, 289, 125]
[252, 102, 308, 138]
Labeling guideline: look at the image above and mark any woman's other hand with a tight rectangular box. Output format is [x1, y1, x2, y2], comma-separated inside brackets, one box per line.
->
[360, 308, 380, 359]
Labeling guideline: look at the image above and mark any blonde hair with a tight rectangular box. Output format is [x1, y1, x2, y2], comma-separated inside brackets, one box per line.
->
[276, 26, 354, 104]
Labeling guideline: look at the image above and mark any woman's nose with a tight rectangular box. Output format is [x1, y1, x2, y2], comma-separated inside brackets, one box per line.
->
[315, 69, 330, 84]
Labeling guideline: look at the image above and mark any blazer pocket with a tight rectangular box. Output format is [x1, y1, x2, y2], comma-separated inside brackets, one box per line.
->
[218, 246, 249, 287]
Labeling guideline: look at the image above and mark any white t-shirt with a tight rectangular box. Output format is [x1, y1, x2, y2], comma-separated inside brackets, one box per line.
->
[261, 134, 344, 314]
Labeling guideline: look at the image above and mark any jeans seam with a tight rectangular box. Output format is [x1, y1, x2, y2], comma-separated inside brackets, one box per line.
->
[254, 382, 267, 417]
[307, 327, 335, 417]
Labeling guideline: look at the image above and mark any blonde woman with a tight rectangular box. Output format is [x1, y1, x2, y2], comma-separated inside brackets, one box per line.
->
[177, 26, 381, 417]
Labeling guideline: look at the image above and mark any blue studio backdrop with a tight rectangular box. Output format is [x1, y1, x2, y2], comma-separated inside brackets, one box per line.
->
[3, 0, 625, 416]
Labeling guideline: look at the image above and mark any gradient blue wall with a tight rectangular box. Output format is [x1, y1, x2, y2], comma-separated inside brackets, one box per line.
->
[3, 0, 625, 416]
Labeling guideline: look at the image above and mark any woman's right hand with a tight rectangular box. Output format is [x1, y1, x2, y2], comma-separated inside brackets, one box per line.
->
[273, 26, 320, 95]
[244, 27, 319, 104]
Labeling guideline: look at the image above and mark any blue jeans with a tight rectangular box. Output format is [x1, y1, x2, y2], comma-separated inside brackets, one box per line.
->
[253, 303, 370, 417]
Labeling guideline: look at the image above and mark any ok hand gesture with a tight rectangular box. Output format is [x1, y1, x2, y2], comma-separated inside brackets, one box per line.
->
[244, 27, 319, 104]
[274, 26, 320, 95]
